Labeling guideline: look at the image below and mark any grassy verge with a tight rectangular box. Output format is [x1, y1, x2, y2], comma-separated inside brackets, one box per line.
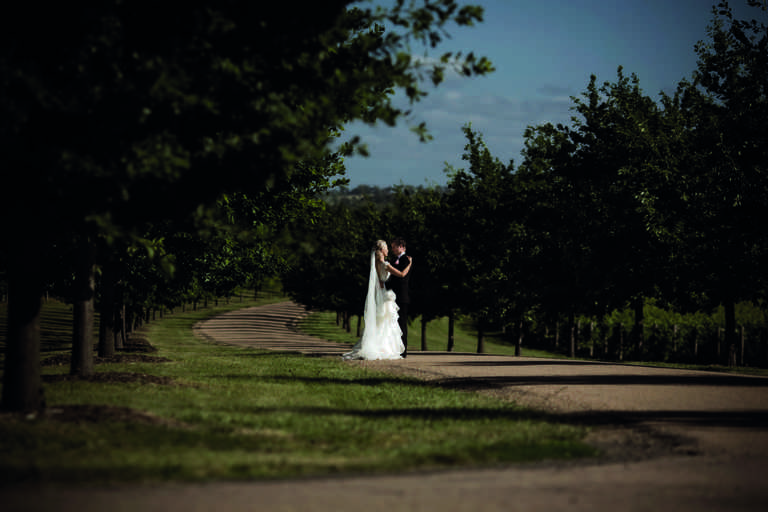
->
[0, 294, 596, 485]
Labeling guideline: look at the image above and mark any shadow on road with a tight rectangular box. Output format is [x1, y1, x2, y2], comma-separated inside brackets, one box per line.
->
[434, 373, 768, 387]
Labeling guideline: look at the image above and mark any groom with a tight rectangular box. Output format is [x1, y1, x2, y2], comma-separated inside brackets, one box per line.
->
[387, 237, 410, 358]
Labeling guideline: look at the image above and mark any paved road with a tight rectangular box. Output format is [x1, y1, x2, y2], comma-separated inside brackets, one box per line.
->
[5, 301, 768, 511]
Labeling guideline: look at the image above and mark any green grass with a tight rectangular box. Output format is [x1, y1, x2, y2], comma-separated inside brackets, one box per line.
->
[0, 294, 596, 485]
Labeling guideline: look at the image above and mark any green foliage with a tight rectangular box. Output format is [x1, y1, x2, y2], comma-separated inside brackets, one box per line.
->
[0, 0, 493, 291]
[568, 298, 768, 366]
[519, 68, 679, 318]
[444, 124, 519, 324]
[283, 198, 382, 314]
[667, 1, 768, 308]
[387, 184, 448, 321]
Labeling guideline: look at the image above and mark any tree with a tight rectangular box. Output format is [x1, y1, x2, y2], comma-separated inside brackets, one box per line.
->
[569, 70, 683, 356]
[0, 1, 492, 411]
[668, 1, 768, 365]
[387, 185, 448, 350]
[283, 198, 383, 334]
[519, 68, 693, 358]
[516, 2, 768, 364]
[444, 125, 516, 352]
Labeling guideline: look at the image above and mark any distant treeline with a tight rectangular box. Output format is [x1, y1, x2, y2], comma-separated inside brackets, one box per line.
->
[322, 185, 448, 207]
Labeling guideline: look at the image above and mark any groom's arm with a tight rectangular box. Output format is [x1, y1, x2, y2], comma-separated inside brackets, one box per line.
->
[396, 255, 411, 275]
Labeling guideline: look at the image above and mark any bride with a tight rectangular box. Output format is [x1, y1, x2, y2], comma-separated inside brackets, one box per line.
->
[343, 240, 413, 360]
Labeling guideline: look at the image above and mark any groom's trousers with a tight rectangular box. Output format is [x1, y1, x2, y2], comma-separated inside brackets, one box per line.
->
[398, 302, 408, 356]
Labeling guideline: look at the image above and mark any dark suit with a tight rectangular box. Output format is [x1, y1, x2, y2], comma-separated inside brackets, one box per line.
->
[386, 254, 410, 356]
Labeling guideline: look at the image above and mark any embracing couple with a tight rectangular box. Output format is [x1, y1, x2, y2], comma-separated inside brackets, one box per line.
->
[342, 237, 412, 361]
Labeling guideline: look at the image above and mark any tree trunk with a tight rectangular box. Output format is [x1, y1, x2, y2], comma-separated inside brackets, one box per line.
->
[693, 327, 699, 362]
[115, 302, 126, 350]
[568, 312, 576, 358]
[477, 317, 485, 354]
[618, 323, 625, 361]
[447, 310, 455, 352]
[98, 262, 116, 358]
[672, 324, 679, 358]
[515, 318, 523, 357]
[740, 325, 745, 367]
[70, 247, 95, 377]
[421, 317, 428, 351]
[1, 247, 44, 412]
[724, 298, 737, 367]
[601, 321, 609, 358]
[633, 296, 645, 359]
[356, 315, 362, 338]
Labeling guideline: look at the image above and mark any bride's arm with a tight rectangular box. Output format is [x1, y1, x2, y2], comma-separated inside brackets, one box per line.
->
[384, 256, 412, 278]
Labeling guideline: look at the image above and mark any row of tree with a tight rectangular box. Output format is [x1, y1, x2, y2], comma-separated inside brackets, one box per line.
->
[2, 2, 765, 415]
[283, 2, 768, 366]
[0, 0, 493, 412]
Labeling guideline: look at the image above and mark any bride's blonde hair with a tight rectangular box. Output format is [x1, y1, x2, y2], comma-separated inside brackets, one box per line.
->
[373, 240, 387, 258]
[373, 239, 387, 257]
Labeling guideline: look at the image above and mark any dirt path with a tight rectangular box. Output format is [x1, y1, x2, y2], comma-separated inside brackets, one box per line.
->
[5, 301, 768, 511]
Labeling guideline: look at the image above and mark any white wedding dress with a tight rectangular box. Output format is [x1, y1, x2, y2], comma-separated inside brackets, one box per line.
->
[342, 251, 404, 360]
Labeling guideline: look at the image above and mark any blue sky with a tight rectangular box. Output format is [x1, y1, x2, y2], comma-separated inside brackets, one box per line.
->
[340, 0, 766, 188]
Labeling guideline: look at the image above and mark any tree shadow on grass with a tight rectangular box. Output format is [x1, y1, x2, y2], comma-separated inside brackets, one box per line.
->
[231, 350, 348, 358]
[436, 358, 613, 366]
[236, 402, 768, 430]
[219, 373, 420, 387]
[216, 373, 768, 430]
[219, 369, 768, 389]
